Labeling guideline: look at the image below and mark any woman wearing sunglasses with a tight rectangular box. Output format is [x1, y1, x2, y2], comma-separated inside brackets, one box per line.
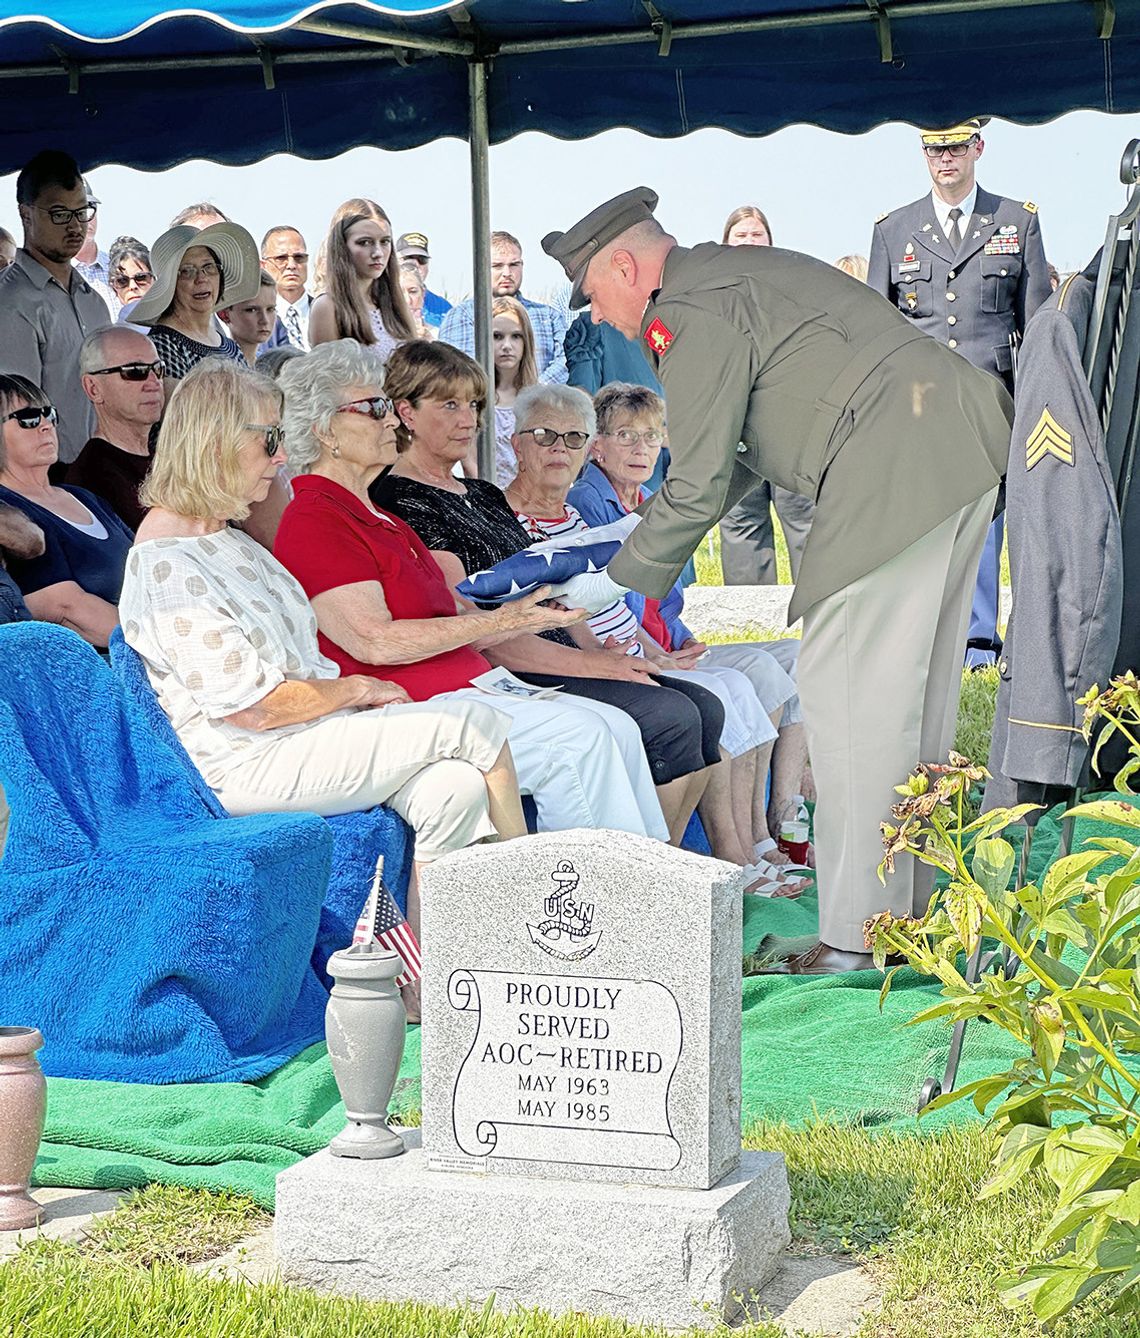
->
[107, 236, 156, 313]
[274, 340, 669, 865]
[120, 358, 530, 1014]
[0, 373, 133, 649]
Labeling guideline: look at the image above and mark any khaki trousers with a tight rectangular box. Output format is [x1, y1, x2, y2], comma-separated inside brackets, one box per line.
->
[798, 491, 996, 951]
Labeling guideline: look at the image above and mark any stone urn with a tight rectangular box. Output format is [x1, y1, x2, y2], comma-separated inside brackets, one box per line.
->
[0, 1027, 46, 1230]
[325, 943, 407, 1159]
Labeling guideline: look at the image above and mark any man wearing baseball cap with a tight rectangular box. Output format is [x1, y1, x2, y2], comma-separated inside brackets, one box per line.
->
[868, 118, 1051, 669]
[396, 232, 451, 329]
[541, 187, 1013, 974]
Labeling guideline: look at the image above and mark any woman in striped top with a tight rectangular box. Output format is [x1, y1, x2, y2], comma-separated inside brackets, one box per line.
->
[506, 382, 809, 898]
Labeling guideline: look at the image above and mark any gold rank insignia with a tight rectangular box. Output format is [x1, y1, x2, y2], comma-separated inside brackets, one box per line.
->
[1023, 200, 1038, 213]
[1025, 407, 1073, 469]
[875, 211, 889, 223]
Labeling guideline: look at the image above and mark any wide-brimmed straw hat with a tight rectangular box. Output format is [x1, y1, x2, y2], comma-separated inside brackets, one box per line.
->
[130, 221, 261, 326]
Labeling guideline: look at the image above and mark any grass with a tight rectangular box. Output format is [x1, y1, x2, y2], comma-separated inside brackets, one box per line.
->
[80, 1184, 269, 1268]
[4, 1119, 1137, 1337]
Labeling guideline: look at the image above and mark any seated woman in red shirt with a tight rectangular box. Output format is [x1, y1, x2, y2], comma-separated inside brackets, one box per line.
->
[274, 340, 669, 846]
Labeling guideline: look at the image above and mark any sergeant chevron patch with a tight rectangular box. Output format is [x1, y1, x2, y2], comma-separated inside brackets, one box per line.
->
[1025, 407, 1074, 469]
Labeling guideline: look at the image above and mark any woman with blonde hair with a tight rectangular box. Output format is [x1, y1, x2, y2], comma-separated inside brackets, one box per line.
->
[834, 254, 869, 283]
[399, 262, 436, 342]
[119, 359, 529, 1010]
[309, 199, 416, 364]
[491, 295, 538, 488]
[721, 205, 773, 247]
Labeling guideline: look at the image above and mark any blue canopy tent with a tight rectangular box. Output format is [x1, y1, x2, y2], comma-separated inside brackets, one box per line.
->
[1, 0, 1136, 470]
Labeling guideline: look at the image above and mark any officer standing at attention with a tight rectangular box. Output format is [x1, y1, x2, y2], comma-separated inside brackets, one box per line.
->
[868, 117, 1051, 667]
[541, 188, 1012, 974]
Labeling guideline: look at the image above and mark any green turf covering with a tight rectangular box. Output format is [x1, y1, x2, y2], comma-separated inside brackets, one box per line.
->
[31, 797, 1138, 1210]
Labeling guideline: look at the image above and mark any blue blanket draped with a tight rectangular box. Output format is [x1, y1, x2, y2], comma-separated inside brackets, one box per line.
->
[0, 623, 336, 1083]
[108, 630, 414, 980]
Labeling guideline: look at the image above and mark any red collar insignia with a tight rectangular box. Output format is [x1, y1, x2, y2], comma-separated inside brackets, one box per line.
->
[644, 317, 674, 355]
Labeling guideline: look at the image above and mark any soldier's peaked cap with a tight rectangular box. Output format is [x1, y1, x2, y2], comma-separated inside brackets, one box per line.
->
[542, 186, 659, 310]
[920, 116, 990, 147]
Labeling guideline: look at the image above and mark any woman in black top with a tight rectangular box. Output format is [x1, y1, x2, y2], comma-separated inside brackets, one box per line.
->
[371, 340, 726, 848]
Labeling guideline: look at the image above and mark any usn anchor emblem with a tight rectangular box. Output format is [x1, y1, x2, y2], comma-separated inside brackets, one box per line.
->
[526, 859, 602, 962]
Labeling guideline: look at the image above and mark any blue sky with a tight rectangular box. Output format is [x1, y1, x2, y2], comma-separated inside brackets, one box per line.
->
[2, 109, 1136, 300]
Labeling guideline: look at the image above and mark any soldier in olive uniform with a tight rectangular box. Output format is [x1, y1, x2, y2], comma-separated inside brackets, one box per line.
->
[542, 187, 1012, 974]
[868, 117, 1052, 667]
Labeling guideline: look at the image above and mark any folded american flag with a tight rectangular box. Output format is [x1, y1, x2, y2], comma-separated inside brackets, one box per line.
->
[352, 856, 421, 986]
[458, 538, 624, 605]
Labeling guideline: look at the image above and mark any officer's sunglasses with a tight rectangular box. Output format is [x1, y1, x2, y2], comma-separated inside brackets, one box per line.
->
[3, 404, 58, 430]
[89, 360, 166, 382]
[922, 138, 978, 159]
[335, 396, 394, 420]
[245, 424, 285, 457]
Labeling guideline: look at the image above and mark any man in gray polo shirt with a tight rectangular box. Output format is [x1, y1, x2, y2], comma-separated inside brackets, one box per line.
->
[0, 151, 110, 466]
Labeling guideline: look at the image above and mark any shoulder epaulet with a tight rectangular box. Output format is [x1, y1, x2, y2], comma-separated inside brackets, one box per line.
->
[874, 211, 890, 224]
[1023, 200, 1038, 214]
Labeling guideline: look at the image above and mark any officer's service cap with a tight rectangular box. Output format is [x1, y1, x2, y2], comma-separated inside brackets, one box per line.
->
[542, 186, 659, 310]
[919, 116, 990, 147]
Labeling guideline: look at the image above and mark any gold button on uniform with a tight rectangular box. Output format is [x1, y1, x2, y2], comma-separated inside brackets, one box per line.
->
[948, 339, 958, 348]
[1000, 269, 1008, 277]
[736, 443, 747, 454]
[948, 315, 957, 325]
[948, 270, 956, 280]
[947, 291, 957, 302]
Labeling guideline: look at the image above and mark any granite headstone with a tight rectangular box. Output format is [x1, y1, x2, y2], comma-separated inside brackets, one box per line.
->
[420, 828, 741, 1190]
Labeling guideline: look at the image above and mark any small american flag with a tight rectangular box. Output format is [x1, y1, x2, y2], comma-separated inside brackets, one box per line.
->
[351, 856, 422, 987]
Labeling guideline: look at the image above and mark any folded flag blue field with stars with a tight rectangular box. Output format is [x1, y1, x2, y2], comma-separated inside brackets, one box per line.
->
[457, 539, 624, 606]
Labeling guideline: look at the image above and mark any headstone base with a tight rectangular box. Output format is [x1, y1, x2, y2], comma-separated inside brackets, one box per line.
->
[276, 1133, 791, 1331]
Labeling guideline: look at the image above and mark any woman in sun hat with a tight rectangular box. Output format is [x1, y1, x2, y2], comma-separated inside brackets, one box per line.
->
[130, 221, 262, 380]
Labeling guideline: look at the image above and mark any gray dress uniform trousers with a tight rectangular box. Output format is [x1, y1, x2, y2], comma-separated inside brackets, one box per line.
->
[719, 479, 814, 584]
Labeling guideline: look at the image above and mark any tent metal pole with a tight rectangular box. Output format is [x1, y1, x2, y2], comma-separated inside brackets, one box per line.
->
[293, 18, 471, 56]
[469, 56, 494, 482]
[496, 0, 1087, 56]
[0, 46, 399, 79]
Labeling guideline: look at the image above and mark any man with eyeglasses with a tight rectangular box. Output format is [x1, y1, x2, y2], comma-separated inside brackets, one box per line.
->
[67, 326, 165, 531]
[259, 225, 312, 351]
[868, 117, 1051, 668]
[0, 151, 112, 467]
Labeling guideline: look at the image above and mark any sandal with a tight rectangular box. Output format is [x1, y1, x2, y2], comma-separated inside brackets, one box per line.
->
[754, 837, 812, 875]
[742, 858, 811, 899]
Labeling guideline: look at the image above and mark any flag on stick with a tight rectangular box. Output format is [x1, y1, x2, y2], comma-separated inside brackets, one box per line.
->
[351, 856, 422, 986]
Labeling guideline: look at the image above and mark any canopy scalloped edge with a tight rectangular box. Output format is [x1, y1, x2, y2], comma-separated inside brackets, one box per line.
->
[0, 0, 462, 43]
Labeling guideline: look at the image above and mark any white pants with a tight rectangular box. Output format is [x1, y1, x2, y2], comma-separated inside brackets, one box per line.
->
[699, 641, 801, 726]
[799, 492, 996, 951]
[213, 698, 511, 862]
[439, 688, 668, 841]
[660, 665, 774, 754]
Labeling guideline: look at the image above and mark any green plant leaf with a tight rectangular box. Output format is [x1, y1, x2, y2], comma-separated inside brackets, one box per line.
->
[972, 836, 1016, 897]
[944, 881, 983, 955]
[980, 1123, 1049, 1197]
[1065, 799, 1140, 829]
[1029, 998, 1066, 1078]
[1107, 1180, 1140, 1225]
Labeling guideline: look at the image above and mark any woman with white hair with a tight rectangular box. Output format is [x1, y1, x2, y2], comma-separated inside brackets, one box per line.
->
[506, 382, 809, 896]
[273, 339, 670, 844]
[118, 358, 530, 964]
